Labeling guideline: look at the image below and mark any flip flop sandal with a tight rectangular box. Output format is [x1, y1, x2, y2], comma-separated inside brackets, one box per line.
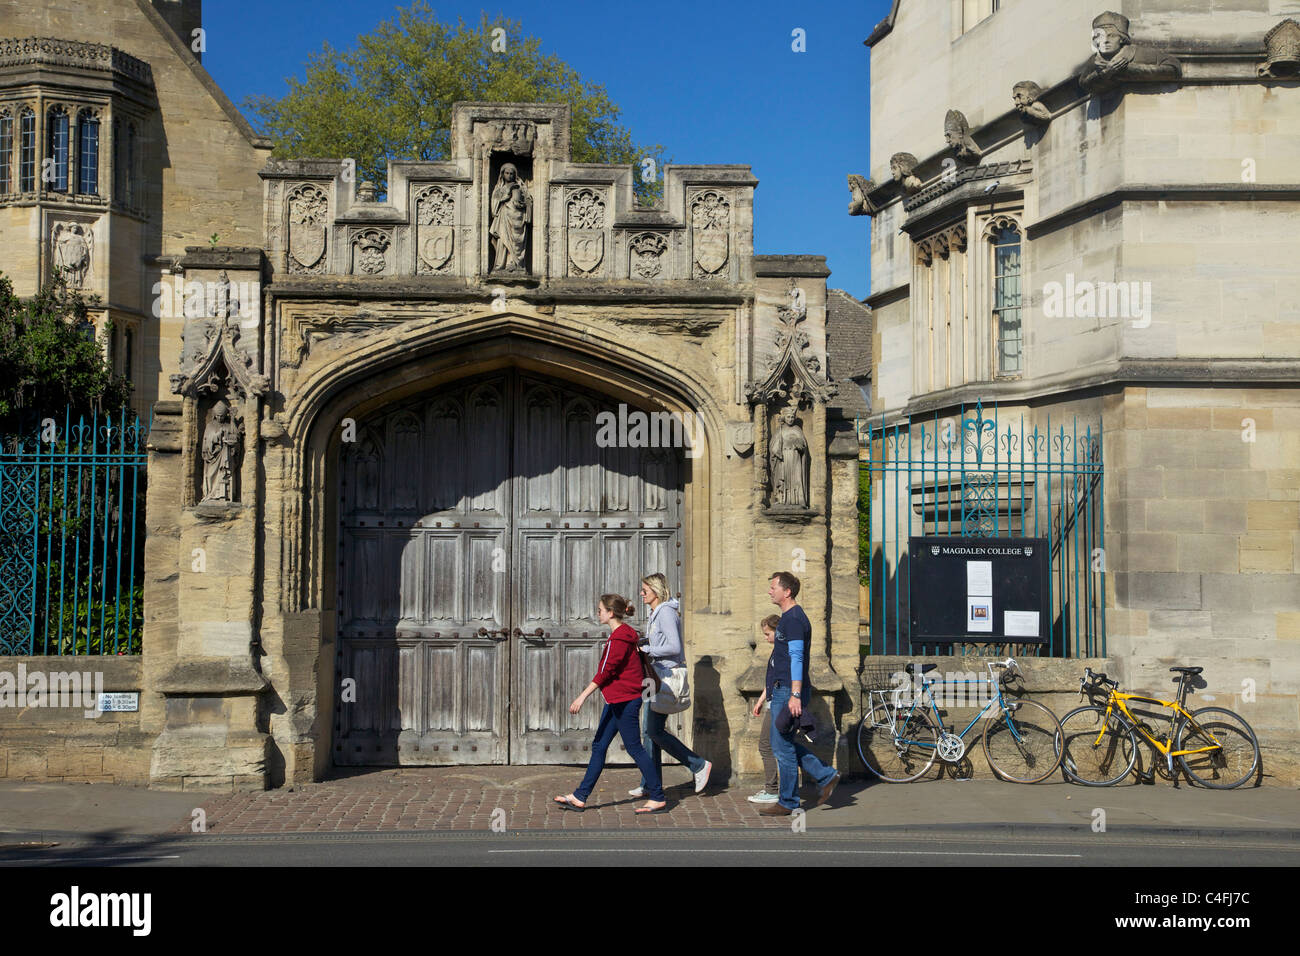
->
[634, 802, 668, 814]
[554, 795, 585, 811]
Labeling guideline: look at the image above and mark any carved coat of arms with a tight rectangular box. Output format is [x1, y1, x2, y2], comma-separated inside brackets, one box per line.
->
[630, 233, 668, 280]
[416, 186, 455, 273]
[691, 190, 730, 276]
[287, 185, 327, 271]
[569, 232, 603, 275]
[567, 189, 605, 276]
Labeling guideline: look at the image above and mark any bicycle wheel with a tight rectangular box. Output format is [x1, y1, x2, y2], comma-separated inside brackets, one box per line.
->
[856, 701, 938, 783]
[1176, 707, 1260, 789]
[1057, 705, 1137, 786]
[982, 699, 1063, 783]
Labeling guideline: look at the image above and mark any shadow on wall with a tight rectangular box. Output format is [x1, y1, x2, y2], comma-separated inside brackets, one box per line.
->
[692, 656, 731, 780]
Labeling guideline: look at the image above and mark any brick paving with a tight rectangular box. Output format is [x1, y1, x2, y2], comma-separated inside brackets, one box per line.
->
[176, 766, 827, 834]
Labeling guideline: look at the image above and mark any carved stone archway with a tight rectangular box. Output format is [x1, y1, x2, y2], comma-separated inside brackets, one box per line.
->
[258, 314, 723, 782]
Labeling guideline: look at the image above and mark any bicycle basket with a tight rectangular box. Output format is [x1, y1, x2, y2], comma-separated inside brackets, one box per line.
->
[858, 664, 905, 692]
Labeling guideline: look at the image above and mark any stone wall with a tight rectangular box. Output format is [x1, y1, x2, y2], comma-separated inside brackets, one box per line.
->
[0, 657, 152, 783]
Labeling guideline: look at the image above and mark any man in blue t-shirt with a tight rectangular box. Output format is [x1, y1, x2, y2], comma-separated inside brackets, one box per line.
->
[758, 571, 841, 815]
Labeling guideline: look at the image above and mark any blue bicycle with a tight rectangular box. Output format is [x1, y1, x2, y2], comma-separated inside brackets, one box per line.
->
[856, 658, 1064, 783]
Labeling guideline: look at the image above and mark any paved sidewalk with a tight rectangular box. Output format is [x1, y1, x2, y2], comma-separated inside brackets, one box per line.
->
[2, 767, 1297, 841]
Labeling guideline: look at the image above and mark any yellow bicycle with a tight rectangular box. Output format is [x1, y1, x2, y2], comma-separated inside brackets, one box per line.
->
[1058, 666, 1260, 788]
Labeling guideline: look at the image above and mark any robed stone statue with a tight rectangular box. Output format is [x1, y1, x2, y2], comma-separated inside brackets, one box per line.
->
[769, 406, 810, 509]
[489, 162, 531, 272]
[201, 399, 241, 503]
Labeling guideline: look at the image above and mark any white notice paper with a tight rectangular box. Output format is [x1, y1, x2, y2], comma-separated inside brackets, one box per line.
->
[1004, 611, 1040, 638]
[966, 597, 993, 633]
[966, 561, 993, 597]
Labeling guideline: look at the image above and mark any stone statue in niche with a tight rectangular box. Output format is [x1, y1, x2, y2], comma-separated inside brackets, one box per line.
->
[943, 111, 980, 164]
[1077, 11, 1181, 93]
[1012, 81, 1051, 124]
[769, 406, 809, 509]
[889, 153, 923, 194]
[201, 399, 242, 503]
[52, 222, 93, 288]
[489, 162, 531, 272]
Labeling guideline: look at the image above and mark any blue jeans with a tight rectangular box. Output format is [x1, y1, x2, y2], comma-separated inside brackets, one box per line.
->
[638, 705, 707, 790]
[574, 698, 664, 803]
[769, 684, 836, 810]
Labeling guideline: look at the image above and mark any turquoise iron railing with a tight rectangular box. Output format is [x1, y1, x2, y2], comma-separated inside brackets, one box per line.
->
[0, 407, 148, 655]
[859, 400, 1105, 658]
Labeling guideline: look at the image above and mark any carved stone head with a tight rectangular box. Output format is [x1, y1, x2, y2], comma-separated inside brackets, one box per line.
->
[1012, 81, 1042, 110]
[889, 152, 918, 181]
[1261, 19, 1300, 78]
[210, 399, 230, 424]
[499, 163, 518, 183]
[1012, 81, 1051, 124]
[780, 406, 798, 426]
[943, 111, 980, 162]
[1091, 11, 1131, 59]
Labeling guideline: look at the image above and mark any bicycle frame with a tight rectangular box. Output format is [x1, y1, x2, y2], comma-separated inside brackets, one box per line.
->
[879, 660, 1026, 755]
[1096, 690, 1222, 760]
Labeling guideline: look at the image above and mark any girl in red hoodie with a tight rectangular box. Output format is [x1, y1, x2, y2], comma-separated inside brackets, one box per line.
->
[554, 594, 667, 813]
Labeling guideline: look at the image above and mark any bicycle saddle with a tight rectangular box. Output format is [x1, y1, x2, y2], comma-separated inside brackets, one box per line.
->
[1169, 666, 1203, 675]
[904, 663, 938, 676]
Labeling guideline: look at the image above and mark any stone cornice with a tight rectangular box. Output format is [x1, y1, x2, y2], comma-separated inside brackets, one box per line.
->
[753, 255, 831, 278]
[869, 358, 1300, 426]
[0, 37, 152, 83]
[265, 276, 753, 307]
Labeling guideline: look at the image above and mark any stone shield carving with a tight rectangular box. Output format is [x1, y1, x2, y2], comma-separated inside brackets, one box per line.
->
[569, 232, 603, 275]
[694, 231, 728, 275]
[691, 190, 730, 277]
[567, 188, 605, 276]
[416, 185, 455, 273]
[420, 227, 454, 271]
[287, 184, 328, 272]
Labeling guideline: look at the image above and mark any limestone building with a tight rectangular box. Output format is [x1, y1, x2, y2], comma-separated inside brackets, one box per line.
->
[0, 0, 862, 787]
[852, 0, 1300, 775]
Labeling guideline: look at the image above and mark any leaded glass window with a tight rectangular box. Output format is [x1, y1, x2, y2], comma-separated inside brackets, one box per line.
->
[992, 226, 1022, 376]
[77, 111, 99, 195]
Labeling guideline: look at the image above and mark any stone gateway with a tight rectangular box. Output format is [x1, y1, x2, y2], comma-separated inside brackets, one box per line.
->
[0, 4, 860, 790]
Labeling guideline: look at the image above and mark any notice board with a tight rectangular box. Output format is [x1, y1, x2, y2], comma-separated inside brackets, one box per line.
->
[908, 536, 1050, 645]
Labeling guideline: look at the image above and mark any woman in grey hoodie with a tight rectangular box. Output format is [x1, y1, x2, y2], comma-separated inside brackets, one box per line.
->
[630, 573, 712, 798]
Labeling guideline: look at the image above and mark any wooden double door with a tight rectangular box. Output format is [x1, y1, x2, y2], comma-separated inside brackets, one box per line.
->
[334, 371, 684, 765]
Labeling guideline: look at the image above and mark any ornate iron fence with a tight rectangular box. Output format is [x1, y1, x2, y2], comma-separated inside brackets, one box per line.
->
[0, 408, 148, 655]
[860, 400, 1104, 658]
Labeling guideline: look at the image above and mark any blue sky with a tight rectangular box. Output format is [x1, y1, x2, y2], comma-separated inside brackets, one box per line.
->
[202, 0, 891, 298]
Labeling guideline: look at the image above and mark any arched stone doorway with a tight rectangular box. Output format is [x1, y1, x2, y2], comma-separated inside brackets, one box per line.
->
[331, 367, 684, 766]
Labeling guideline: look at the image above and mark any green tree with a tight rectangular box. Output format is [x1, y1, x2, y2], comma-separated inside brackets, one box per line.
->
[246, 3, 667, 203]
[0, 273, 131, 436]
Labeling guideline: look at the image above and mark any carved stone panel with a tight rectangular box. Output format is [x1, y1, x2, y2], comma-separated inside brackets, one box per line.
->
[415, 185, 456, 274]
[566, 188, 606, 276]
[50, 220, 94, 288]
[350, 227, 392, 275]
[286, 183, 328, 273]
[629, 232, 668, 280]
[691, 190, 730, 278]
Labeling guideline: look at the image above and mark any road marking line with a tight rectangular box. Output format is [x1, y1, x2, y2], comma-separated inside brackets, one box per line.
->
[487, 848, 1081, 858]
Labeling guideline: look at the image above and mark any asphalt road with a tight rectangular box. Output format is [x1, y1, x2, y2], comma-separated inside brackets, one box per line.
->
[3, 828, 1298, 867]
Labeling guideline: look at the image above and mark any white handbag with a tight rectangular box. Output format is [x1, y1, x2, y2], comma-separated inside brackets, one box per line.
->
[650, 659, 691, 714]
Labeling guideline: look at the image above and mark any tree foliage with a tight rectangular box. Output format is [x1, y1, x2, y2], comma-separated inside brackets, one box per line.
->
[0, 273, 132, 436]
[245, 3, 667, 202]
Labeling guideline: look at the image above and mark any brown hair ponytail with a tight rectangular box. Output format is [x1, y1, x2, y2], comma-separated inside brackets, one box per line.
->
[600, 593, 632, 620]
